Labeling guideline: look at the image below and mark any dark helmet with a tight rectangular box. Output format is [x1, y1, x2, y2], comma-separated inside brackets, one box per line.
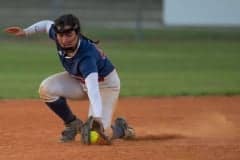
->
[53, 14, 99, 44]
[53, 14, 80, 34]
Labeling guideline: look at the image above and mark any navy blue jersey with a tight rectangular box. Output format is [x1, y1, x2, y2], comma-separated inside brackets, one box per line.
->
[48, 26, 115, 81]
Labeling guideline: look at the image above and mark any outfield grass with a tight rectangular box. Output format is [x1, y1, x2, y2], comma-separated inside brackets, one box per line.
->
[1, 28, 240, 98]
[105, 40, 240, 96]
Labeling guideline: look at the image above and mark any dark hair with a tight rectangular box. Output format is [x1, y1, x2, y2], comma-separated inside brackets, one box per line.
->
[53, 14, 99, 44]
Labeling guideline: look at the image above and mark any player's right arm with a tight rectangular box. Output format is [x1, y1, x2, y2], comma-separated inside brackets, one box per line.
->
[4, 20, 54, 37]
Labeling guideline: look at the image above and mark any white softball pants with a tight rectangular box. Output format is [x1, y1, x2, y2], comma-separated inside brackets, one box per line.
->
[38, 69, 120, 129]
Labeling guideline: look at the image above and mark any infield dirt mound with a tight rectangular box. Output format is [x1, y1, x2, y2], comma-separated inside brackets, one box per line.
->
[0, 96, 239, 160]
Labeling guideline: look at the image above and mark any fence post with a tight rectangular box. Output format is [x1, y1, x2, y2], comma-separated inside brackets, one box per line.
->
[136, 0, 144, 41]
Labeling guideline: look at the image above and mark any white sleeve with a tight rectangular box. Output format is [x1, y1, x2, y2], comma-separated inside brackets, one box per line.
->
[85, 72, 102, 118]
[23, 20, 54, 36]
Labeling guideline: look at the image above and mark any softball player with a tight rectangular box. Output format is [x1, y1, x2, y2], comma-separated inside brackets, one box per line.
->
[5, 14, 134, 143]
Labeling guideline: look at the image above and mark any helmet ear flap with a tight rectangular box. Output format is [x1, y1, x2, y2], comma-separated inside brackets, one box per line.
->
[52, 24, 58, 33]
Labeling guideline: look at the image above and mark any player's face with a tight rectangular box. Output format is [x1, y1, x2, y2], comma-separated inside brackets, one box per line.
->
[56, 29, 78, 50]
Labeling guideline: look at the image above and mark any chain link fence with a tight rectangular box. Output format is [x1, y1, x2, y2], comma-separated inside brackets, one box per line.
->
[1, 0, 163, 28]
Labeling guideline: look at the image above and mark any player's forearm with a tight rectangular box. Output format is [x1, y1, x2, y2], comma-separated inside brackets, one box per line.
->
[85, 72, 103, 118]
[24, 20, 54, 36]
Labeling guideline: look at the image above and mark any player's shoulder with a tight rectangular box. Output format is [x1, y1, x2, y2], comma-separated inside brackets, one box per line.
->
[79, 38, 99, 54]
[48, 25, 56, 40]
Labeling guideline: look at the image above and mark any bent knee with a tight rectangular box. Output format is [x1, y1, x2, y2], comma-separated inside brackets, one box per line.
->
[38, 82, 48, 98]
[38, 80, 58, 102]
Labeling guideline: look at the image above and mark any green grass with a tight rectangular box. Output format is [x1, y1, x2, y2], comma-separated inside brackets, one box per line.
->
[1, 28, 240, 98]
[0, 41, 61, 98]
[103, 40, 240, 96]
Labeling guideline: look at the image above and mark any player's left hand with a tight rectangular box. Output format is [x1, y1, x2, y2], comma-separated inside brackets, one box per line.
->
[81, 116, 111, 145]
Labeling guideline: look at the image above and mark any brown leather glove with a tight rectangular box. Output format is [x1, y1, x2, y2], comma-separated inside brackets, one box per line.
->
[81, 116, 111, 145]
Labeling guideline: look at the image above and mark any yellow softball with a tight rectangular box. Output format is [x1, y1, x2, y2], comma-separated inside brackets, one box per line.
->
[90, 131, 100, 144]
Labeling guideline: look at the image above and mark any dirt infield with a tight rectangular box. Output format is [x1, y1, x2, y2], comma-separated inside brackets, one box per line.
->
[0, 96, 239, 160]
